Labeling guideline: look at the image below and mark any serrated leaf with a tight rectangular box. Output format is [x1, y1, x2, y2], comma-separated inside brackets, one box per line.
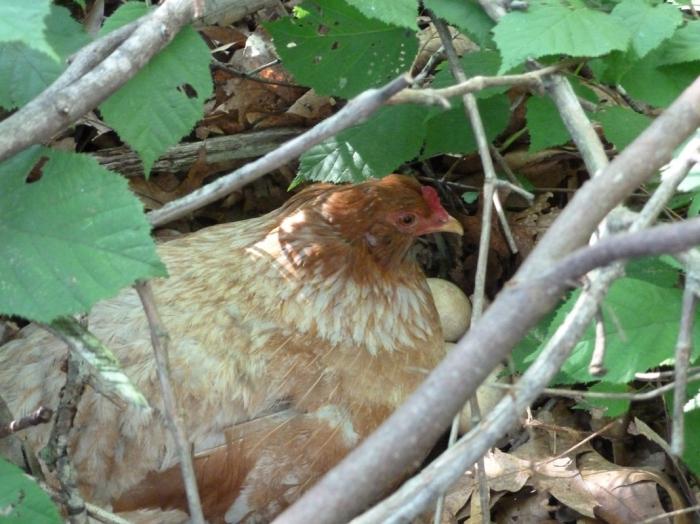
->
[423, 95, 510, 157]
[620, 53, 700, 107]
[0, 458, 62, 523]
[265, 0, 418, 97]
[657, 20, 700, 66]
[493, 3, 631, 73]
[526, 96, 570, 152]
[423, 0, 495, 46]
[588, 50, 635, 85]
[532, 277, 700, 384]
[0, 149, 166, 323]
[0, 43, 62, 110]
[0, 4, 88, 110]
[296, 105, 427, 184]
[99, 2, 213, 174]
[611, 0, 682, 58]
[44, 4, 90, 61]
[595, 106, 651, 150]
[344, 0, 417, 29]
[0, 1, 58, 62]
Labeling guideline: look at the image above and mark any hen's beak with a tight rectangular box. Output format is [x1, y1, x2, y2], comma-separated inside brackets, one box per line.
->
[430, 215, 464, 235]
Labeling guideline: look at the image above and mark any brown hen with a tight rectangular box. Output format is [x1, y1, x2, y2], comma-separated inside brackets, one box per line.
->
[0, 174, 463, 523]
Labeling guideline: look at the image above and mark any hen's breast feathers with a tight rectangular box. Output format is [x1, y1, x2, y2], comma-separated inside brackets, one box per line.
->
[0, 181, 447, 521]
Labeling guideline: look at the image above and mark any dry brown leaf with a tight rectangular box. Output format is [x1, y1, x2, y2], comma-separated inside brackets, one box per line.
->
[578, 450, 687, 524]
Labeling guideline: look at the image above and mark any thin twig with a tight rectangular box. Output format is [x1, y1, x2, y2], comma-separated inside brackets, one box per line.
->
[0, 407, 53, 439]
[640, 504, 700, 523]
[488, 372, 700, 402]
[390, 65, 560, 107]
[279, 73, 700, 524]
[671, 277, 698, 456]
[494, 179, 535, 201]
[493, 191, 519, 254]
[42, 354, 89, 523]
[431, 15, 499, 524]
[636, 367, 700, 381]
[135, 281, 205, 524]
[147, 74, 411, 226]
[85, 502, 135, 524]
[588, 309, 607, 376]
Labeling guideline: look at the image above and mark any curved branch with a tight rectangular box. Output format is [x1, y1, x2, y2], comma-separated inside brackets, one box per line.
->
[147, 75, 411, 226]
[0, 0, 194, 162]
[275, 76, 700, 524]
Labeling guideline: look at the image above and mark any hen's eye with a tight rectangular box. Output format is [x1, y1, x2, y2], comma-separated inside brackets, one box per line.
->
[400, 214, 416, 225]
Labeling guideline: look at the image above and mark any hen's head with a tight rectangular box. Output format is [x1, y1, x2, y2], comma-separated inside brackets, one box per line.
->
[285, 175, 463, 271]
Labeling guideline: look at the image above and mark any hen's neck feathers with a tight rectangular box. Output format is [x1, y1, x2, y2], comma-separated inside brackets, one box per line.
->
[156, 181, 440, 357]
[272, 182, 420, 277]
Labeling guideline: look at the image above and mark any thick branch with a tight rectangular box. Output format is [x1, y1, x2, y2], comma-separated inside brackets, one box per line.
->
[276, 76, 700, 524]
[147, 75, 411, 226]
[0, 0, 194, 162]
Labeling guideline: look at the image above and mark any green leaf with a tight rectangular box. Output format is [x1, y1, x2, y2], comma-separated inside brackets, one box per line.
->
[0, 4, 88, 109]
[423, 0, 495, 46]
[526, 96, 570, 152]
[265, 0, 418, 97]
[595, 106, 651, 150]
[588, 50, 635, 85]
[0, 457, 62, 523]
[625, 257, 680, 288]
[423, 95, 510, 157]
[576, 382, 630, 418]
[461, 191, 479, 204]
[99, 2, 213, 174]
[296, 105, 427, 184]
[657, 20, 700, 66]
[689, 193, 700, 217]
[44, 4, 90, 61]
[665, 382, 700, 476]
[619, 54, 700, 107]
[0, 1, 58, 61]
[493, 3, 631, 73]
[0, 43, 62, 109]
[610, 0, 682, 58]
[534, 277, 700, 384]
[344, 0, 417, 29]
[0, 149, 166, 323]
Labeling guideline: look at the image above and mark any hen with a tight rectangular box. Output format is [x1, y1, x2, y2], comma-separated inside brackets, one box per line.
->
[0, 174, 463, 523]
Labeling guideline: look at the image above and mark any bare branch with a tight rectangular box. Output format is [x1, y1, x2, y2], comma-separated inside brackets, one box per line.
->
[390, 65, 559, 107]
[671, 277, 699, 456]
[0, 0, 277, 163]
[430, 16, 499, 521]
[134, 281, 205, 524]
[0, 406, 53, 439]
[488, 372, 700, 402]
[279, 78, 700, 524]
[0, 0, 194, 162]
[42, 354, 89, 523]
[147, 75, 411, 226]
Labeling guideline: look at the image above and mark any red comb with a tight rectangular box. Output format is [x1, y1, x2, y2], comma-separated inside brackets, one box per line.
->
[421, 186, 449, 219]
